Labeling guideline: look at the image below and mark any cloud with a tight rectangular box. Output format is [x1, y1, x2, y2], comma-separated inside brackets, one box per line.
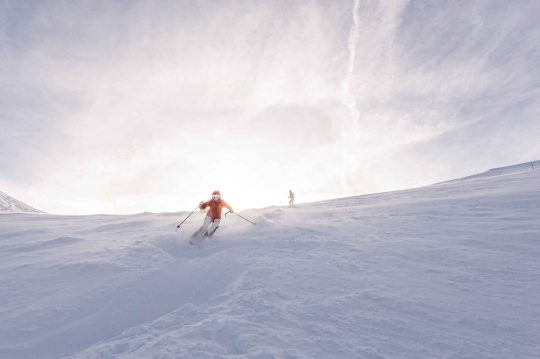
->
[1, 0, 539, 213]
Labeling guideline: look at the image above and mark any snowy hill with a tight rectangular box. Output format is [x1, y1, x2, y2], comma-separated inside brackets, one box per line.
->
[1, 167, 539, 358]
[0, 191, 42, 213]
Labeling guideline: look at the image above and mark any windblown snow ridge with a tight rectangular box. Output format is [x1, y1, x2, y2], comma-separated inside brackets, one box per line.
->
[439, 160, 539, 184]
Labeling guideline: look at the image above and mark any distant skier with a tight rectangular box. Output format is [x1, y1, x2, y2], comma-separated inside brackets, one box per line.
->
[192, 190, 233, 238]
[288, 190, 296, 207]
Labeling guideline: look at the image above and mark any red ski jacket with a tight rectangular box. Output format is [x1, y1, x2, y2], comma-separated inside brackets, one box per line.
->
[200, 199, 233, 220]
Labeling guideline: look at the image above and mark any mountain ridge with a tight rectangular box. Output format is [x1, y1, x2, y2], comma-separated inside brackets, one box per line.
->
[0, 190, 43, 213]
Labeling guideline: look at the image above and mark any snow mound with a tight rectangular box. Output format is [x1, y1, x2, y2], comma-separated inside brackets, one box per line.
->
[0, 191, 42, 213]
[1, 168, 540, 358]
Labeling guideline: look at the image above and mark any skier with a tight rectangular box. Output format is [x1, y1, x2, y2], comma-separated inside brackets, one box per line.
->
[288, 190, 296, 207]
[192, 190, 233, 238]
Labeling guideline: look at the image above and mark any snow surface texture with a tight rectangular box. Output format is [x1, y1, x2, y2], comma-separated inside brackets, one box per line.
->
[0, 191, 42, 213]
[1, 165, 539, 358]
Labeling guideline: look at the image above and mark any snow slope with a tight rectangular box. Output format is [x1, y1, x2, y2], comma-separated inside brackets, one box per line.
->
[0, 190, 42, 213]
[1, 167, 539, 358]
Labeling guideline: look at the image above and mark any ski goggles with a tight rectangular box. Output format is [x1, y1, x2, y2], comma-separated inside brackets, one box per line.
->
[212, 195, 221, 201]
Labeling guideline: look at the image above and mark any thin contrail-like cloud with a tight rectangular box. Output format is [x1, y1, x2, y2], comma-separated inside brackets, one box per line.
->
[341, 0, 361, 136]
[339, 0, 361, 193]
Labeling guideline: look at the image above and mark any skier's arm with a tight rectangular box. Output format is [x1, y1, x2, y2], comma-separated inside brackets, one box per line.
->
[199, 200, 209, 210]
[224, 201, 234, 213]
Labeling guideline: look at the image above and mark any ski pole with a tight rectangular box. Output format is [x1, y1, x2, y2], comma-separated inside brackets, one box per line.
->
[226, 211, 256, 225]
[176, 205, 199, 228]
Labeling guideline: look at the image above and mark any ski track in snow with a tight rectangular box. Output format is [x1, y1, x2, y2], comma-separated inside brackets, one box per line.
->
[1, 167, 540, 358]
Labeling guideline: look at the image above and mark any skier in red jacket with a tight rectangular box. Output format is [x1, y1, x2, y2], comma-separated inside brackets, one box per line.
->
[192, 190, 234, 238]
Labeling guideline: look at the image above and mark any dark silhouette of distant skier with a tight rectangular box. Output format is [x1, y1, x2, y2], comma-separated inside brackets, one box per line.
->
[288, 190, 296, 208]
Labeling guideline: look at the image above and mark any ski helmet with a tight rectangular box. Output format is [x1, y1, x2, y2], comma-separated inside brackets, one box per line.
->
[212, 190, 221, 201]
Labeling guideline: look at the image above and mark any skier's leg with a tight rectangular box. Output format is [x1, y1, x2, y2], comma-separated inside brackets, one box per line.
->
[192, 216, 212, 238]
[205, 219, 221, 237]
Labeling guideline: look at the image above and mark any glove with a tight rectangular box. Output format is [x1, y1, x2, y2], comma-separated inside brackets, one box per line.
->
[199, 201, 205, 209]
[229, 208, 234, 213]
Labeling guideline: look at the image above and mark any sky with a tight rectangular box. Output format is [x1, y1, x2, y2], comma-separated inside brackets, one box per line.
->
[1, 0, 539, 215]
